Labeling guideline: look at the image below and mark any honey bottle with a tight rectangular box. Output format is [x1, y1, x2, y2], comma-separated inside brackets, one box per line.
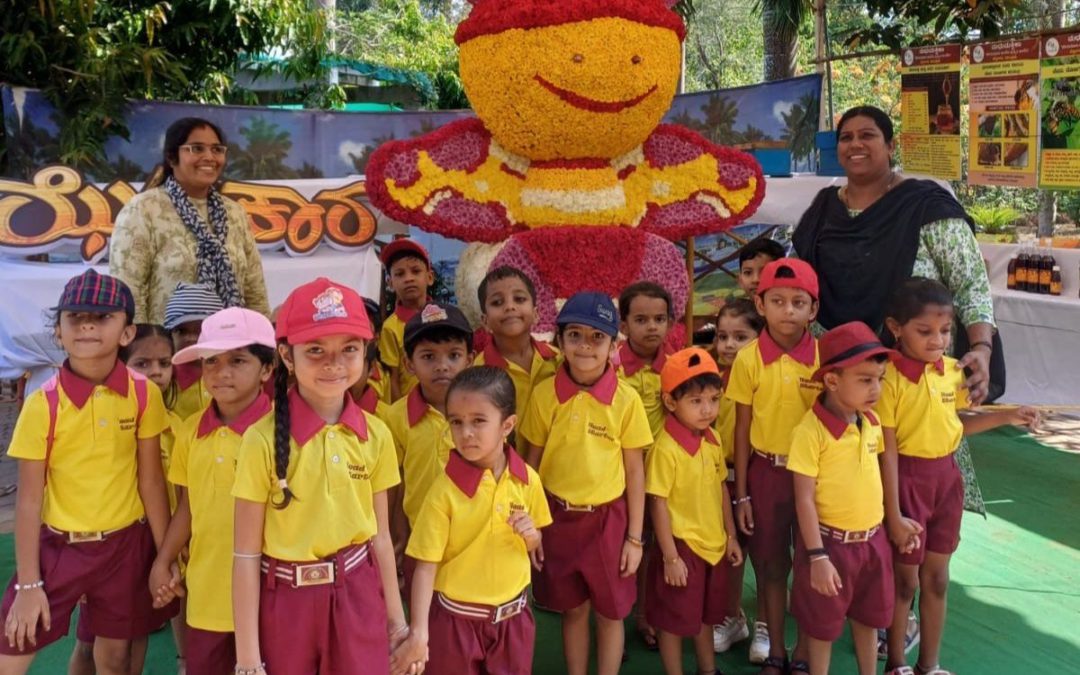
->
[1050, 265, 1062, 296]
[1007, 256, 1018, 290]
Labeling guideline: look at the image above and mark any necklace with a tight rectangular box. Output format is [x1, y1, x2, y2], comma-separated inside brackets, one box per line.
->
[839, 170, 898, 209]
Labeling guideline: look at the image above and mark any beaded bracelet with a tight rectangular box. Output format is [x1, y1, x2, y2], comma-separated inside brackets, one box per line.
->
[735, 496, 752, 505]
[234, 664, 265, 675]
[13, 580, 44, 591]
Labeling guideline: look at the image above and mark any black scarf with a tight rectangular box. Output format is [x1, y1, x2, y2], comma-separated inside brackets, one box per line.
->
[791, 179, 973, 331]
[163, 175, 243, 308]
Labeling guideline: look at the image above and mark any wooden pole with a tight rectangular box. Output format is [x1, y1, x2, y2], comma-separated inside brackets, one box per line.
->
[685, 237, 695, 346]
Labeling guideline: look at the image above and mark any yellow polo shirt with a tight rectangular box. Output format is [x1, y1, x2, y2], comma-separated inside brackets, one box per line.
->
[170, 394, 272, 631]
[876, 356, 969, 459]
[615, 341, 673, 439]
[378, 305, 419, 398]
[646, 417, 729, 564]
[368, 361, 392, 404]
[233, 388, 400, 561]
[787, 402, 884, 532]
[172, 362, 211, 422]
[715, 371, 736, 464]
[8, 360, 167, 532]
[519, 365, 653, 506]
[161, 409, 184, 513]
[353, 383, 391, 422]
[385, 387, 454, 527]
[723, 330, 821, 457]
[474, 338, 560, 422]
[407, 448, 553, 605]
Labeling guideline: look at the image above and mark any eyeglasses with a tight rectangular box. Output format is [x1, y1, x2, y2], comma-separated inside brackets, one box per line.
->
[179, 143, 228, 157]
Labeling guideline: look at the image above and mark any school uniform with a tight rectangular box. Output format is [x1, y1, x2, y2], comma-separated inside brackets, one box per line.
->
[876, 355, 970, 565]
[787, 401, 894, 642]
[378, 305, 420, 398]
[367, 361, 392, 404]
[385, 387, 455, 530]
[644, 417, 731, 637]
[723, 330, 821, 564]
[711, 369, 747, 620]
[353, 383, 391, 421]
[474, 338, 560, 422]
[171, 394, 272, 675]
[173, 361, 212, 422]
[407, 448, 552, 674]
[518, 365, 653, 620]
[615, 341, 674, 440]
[232, 388, 399, 674]
[0, 360, 172, 654]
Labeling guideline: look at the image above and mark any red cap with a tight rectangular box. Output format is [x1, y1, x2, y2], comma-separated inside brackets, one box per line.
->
[661, 347, 721, 394]
[757, 259, 819, 300]
[813, 321, 897, 381]
[379, 238, 430, 268]
[275, 278, 373, 345]
[456, 0, 686, 44]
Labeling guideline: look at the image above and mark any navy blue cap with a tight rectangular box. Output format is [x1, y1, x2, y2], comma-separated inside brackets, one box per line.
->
[556, 291, 619, 337]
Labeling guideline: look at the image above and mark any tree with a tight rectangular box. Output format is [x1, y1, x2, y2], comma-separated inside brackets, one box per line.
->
[760, 0, 812, 81]
[846, 0, 1021, 49]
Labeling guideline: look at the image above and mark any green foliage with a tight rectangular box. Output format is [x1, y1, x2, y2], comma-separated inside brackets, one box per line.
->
[845, 0, 1023, 50]
[968, 205, 1021, 233]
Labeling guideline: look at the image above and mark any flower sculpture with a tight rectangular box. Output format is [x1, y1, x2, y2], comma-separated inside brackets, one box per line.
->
[367, 0, 765, 331]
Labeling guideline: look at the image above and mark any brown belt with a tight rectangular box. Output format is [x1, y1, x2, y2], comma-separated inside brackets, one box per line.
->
[437, 590, 528, 624]
[753, 449, 788, 467]
[818, 523, 881, 544]
[260, 542, 370, 588]
[46, 518, 143, 544]
[550, 494, 614, 512]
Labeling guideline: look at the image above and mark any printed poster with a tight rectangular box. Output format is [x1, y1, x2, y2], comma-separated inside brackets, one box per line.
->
[1039, 33, 1080, 188]
[900, 44, 963, 180]
[968, 39, 1040, 187]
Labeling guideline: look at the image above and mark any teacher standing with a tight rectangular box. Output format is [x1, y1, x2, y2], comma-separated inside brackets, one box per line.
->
[110, 117, 270, 324]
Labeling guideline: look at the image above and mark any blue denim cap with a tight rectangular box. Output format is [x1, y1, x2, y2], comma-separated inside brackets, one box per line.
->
[556, 291, 619, 337]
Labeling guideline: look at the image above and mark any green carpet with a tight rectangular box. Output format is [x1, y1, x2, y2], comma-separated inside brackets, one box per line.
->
[2, 428, 1076, 674]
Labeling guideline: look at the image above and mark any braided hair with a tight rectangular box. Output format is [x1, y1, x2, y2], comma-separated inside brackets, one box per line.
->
[271, 344, 296, 509]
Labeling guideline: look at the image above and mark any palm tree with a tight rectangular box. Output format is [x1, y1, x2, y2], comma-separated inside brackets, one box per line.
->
[781, 90, 820, 161]
[738, 125, 773, 144]
[226, 118, 297, 180]
[700, 94, 740, 145]
[760, 0, 812, 81]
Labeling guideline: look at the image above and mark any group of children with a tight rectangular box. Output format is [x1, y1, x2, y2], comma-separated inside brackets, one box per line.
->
[0, 236, 1038, 675]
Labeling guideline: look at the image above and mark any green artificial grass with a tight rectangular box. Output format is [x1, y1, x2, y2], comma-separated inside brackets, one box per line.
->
[2, 427, 1076, 673]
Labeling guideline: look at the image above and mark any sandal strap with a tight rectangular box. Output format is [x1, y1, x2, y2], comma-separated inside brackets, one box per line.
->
[916, 665, 954, 675]
[760, 656, 787, 673]
[789, 659, 810, 674]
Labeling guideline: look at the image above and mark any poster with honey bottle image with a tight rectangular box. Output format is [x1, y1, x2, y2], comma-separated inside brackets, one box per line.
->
[1039, 33, 1080, 188]
[900, 44, 963, 180]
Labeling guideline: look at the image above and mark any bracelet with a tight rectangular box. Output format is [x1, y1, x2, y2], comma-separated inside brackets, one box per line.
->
[806, 547, 827, 558]
[625, 534, 644, 547]
[970, 340, 993, 353]
[735, 496, 751, 504]
[388, 623, 409, 638]
[234, 664, 265, 675]
[809, 555, 830, 564]
[233, 552, 262, 559]
[14, 580, 44, 591]
[662, 555, 681, 565]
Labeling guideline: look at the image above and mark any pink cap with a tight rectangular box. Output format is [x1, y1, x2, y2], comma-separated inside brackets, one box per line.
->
[172, 307, 277, 365]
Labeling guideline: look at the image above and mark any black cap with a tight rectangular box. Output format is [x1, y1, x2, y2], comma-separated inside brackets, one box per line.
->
[403, 303, 473, 352]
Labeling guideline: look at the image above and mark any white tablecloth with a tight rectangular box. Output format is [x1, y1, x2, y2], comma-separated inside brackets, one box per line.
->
[0, 247, 381, 393]
[979, 242, 1080, 405]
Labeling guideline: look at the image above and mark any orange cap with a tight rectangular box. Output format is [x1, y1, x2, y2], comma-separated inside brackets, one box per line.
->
[660, 347, 720, 394]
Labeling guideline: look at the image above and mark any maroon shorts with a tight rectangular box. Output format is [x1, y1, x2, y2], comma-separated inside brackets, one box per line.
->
[533, 494, 635, 620]
[713, 477, 748, 620]
[0, 521, 176, 655]
[186, 626, 235, 675]
[644, 538, 731, 637]
[895, 453, 964, 565]
[747, 453, 795, 565]
[426, 594, 534, 675]
[259, 544, 388, 674]
[791, 527, 894, 642]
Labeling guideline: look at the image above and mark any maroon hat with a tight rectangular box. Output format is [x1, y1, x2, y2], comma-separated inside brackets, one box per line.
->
[379, 238, 430, 268]
[813, 321, 897, 381]
[757, 258, 819, 300]
[275, 278, 373, 345]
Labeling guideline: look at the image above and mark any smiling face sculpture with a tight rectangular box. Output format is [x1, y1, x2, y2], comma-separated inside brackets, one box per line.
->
[366, 0, 765, 333]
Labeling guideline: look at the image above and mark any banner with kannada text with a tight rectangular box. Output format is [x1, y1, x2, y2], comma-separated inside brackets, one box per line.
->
[900, 44, 963, 180]
[1039, 33, 1080, 188]
[968, 38, 1040, 187]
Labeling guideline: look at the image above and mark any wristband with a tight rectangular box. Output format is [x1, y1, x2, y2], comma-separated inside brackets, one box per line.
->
[809, 555, 830, 564]
[14, 580, 44, 591]
[806, 547, 827, 558]
[970, 340, 992, 353]
[625, 534, 644, 547]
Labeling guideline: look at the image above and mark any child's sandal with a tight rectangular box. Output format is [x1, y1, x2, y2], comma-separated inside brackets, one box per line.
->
[915, 665, 954, 675]
[884, 667, 916, 675]
[758, 656, 787, 675]
[788, 659, 810, 674]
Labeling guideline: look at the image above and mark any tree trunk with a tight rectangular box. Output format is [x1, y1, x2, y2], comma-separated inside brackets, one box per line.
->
[762, 5, 797, 81]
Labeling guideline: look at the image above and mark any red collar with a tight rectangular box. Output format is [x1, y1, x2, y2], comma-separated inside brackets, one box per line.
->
[895, 354, 945, 384]
[554, 363, 617, 405]
[758, 329, 816, 367]
[481, 338, 557, 370]
[393, 298, 432, 323]
[719, 367, 730, 390]
[355, 385, 380, 415]
[288, 387, 367, 445]
[812, 399, 879, 441]
[616, 341, 670, 377]
[174, 362, 202, 390]
[198, 393, 272, 438]
[59, 359, 129, 409]
[406, 386, 437, 427]
[368, 364, 382, 382]
[664, 415, 718, 457]
[444, 446, 529, 498]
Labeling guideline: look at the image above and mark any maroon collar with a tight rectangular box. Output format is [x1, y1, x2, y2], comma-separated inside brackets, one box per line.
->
[895, 354, 945, 384]
[616, 341, 670, 377]
[481, 338, 557, 370]
[59, 359, 129, 409]
[554, 363, 617, 405]
[406, 386, 435, 427]
[355, 385, 380, 415]
[812, 399, 879, 441]
[369, 364, 382, 382]
[664, 415, 719, 457]
[198, 393, 272, 438]
[174, 362, 202, 390]
[445, 446, 529, 498]
[758, 329, 816, 367]
[289, 387, 367, 445]
[719, 367, 730, 390]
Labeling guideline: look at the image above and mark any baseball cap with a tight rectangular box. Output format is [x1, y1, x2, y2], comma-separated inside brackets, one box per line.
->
[380, 238, 431, 269]
[164, 282, 225, 331]
[556, 291, 619, 337]
[275, 278, 373, 345]
[813, 321, 897, 381]
[661, 347, 721, 394]
[757, 259, 819, 300]
[54, 269, 135, 320]
[172, 307, 276, 365]
[403, 303, 473, 353]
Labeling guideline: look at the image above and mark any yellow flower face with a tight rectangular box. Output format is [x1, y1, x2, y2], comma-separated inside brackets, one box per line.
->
[460, 17, 681, 162]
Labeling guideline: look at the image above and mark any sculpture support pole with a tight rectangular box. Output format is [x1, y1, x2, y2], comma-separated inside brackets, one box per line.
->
[685, 236, 695, 346]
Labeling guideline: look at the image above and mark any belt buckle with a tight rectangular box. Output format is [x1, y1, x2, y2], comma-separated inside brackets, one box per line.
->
[842, 530, 869, 544]
[492, 598, 524, 624]
[562, 500, 593, 512]
[295, 561, 335, 587]
[773, 454, 788, 468]
[68, 531, 104, 543]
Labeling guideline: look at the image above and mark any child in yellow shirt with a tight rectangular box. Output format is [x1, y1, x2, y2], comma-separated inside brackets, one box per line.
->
[378, 239, 435, 401]
[616, 281, 676, 439]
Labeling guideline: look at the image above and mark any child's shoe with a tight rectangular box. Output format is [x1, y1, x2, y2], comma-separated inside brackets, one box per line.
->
[712, 611, 749, 653]
[747, 621, 770, 664]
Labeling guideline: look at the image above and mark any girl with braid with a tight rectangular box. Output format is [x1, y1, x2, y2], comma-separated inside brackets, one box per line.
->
[230, 279, 411, 675]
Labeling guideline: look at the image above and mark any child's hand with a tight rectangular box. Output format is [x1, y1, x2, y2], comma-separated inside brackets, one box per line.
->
[887, 517, 923, 555]
[508, 511, 540, 550]
[810, 557, 842, 597]
[726, 538, 744, 567]
[1010, 406, 1041, 431]
[4, 586, 50, 651]
[663, 556, 688, 587]
[389, 630, 427, 675]
[529, 541, 544, 571]
[620, 540, 643, 577]
[736, 500, 754, 536]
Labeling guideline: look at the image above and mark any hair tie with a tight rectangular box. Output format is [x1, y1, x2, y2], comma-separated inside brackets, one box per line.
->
[277, 479, 289, 490]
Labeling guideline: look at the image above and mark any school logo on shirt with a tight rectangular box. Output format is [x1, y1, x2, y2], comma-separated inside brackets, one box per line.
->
[312, 287, 348, 321]
[941, 391, 956, 404]
[586, 422, 615, 443]
[348, 462, 371, 480]
[798, 377, 824, 392]
[509, 501, 527, 515]
[118, 415, 135, 431]
[866, 437, 880, 454]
